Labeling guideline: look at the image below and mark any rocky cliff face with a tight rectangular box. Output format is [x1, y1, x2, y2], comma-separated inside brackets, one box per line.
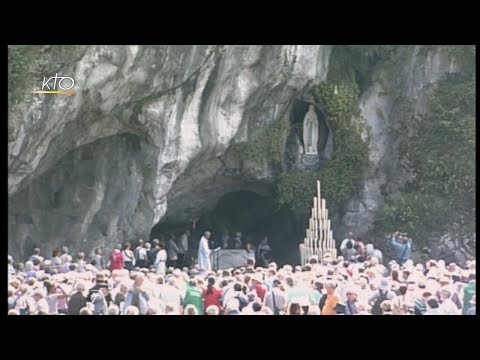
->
[8, 45, 331, 259]
[8, 45, 473, 264]
[337, 46, 457, 235]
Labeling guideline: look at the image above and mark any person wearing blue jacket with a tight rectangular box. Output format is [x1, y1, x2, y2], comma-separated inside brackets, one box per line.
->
[391, 234, 411, 266]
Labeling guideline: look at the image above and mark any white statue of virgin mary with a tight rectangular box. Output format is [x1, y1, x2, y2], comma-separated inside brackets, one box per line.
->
[303, 104, 318, 154]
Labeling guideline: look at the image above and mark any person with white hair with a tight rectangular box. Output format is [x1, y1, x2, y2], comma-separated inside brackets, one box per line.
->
[107, 304, 120, 315]
[438, 289, 460, 315]
[344, 288, 359, 315]
[224, 298, 241, 315]
[31, 289, 49, 315]
[206, 304, 220, 315]
[79, 307, 93, 315]
[283, 264, 293, 274]
[320, 282, 340, 315]
[158, 277, 183, 314]
[67, 282, 87, 315]
[124, 305, 140, 315]
[108, 244, 124, 272]
[124, 273, 150, 315]
[24, 261, 36, 278]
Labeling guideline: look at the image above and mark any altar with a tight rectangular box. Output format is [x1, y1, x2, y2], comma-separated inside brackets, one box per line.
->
[210, 249, 250, 271]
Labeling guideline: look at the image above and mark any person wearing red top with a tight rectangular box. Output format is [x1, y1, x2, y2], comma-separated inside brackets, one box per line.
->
[109, 244, 124, 271]
[251, 275, 267, 302]
[203, 277, 222, 313]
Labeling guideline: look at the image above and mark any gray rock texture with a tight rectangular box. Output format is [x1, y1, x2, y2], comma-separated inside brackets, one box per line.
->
[8, 45, 331, 259]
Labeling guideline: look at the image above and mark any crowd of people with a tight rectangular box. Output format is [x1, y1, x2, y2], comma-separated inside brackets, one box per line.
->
[7, 231, 476, 315]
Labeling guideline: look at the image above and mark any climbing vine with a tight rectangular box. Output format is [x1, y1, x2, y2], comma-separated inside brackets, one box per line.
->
[233, 117, 290, 166]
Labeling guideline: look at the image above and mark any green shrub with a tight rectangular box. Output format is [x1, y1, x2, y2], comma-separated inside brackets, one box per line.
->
[376, 193, 449, 244]
[276, 171, 320, 211]
[409, 74, 475, 202]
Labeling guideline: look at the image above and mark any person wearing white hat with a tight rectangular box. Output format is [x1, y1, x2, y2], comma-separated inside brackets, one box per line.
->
[344, 287, 359, 315]
[369, 279, 395, 315]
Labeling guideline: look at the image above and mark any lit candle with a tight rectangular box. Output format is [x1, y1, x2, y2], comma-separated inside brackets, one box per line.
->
[326, 219, 331, 249]
[317, 180, 321, 203]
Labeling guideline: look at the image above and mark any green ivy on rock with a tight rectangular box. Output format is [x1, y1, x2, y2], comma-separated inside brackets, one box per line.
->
[233, 117, 290, 166]
[376, 45, 476, 239]
[8, 45, 33, 107]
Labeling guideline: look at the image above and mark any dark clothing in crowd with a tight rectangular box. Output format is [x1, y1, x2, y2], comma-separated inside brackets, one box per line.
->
[67, 292, 87, 315]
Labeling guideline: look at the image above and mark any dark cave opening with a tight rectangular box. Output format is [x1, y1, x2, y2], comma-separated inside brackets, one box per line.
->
[150, 190, 302, 265]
